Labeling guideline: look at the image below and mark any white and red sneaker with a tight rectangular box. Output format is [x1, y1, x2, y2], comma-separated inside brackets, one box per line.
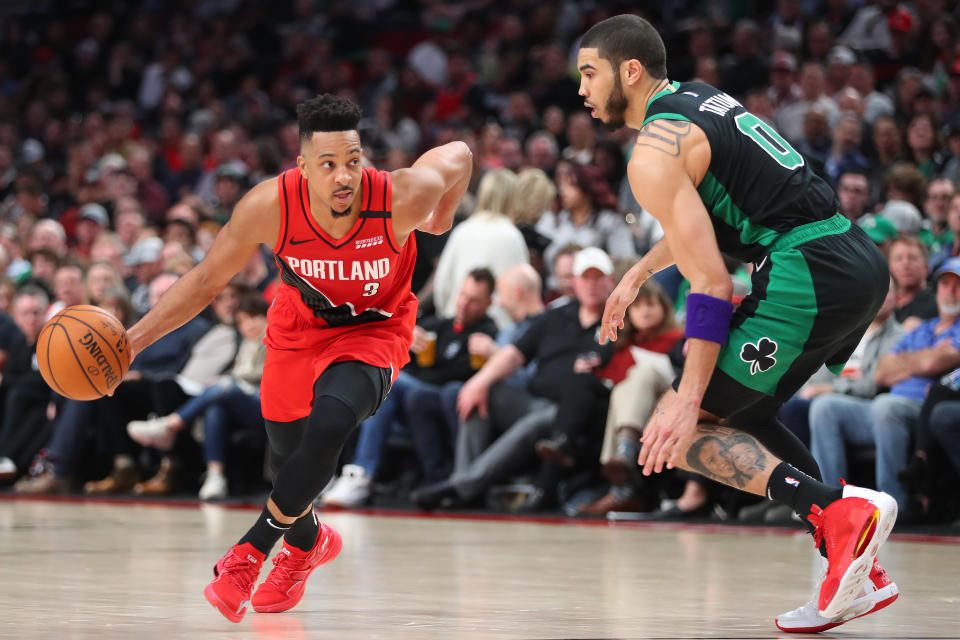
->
[252, 522, 342, 613]
[776, 557, 899, 632]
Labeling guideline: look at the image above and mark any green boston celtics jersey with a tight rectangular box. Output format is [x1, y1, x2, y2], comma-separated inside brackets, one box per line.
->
[643, 81, 839, 262]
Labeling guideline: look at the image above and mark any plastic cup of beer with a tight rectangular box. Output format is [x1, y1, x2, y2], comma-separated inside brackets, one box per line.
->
[416, 331, 437, 367]
[469, 350, 487, 370]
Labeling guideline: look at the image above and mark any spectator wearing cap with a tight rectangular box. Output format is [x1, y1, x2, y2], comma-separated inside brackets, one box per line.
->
[211, 163, 247, 224]
[920, 178, 956, 254]
[125, 236, 165, 317]
[809, 256, 960, 511]
[826, 46, 857, 99]
[767, 51, 803, 113]
[412, 247, 616, 512]
[850, 60, 895, 124]
[929, 192, 960, 276]
[880, 199, 924, 234]
[889, 234, 938, 329]
[837, 170, 872, 221]
[775, 62, 838, 144]
[859, 213, 900, 256]
[825, 112, 870, 186]
[73, 203, 109, 259]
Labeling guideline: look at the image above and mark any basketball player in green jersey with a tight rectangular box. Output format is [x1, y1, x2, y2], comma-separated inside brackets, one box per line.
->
[577, 15, 898, 632]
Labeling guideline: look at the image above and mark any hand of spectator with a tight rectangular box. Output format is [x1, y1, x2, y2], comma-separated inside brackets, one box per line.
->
[457, 376, 489, 420]
[411, 325, 429, 354]
[46, 402, 56, 421]
[467, 333, 497, 359]
[574, 354, 601, 373]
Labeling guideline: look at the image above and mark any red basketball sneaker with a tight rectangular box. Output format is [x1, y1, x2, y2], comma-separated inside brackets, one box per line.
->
[808, 495, 884, 618]
[252, 523, 342, 613]
[203, 542, 266, 623]
[776, 557, 899, 632]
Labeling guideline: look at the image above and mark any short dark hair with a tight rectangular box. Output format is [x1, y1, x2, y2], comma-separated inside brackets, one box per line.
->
[580, 14, 667, 80]
[237, 291, 270, 318]
[467, 267, 496, 296]
[296, 94, 363, 144]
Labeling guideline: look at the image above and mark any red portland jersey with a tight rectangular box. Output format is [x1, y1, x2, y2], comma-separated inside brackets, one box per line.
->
[261, 167, 418, 421]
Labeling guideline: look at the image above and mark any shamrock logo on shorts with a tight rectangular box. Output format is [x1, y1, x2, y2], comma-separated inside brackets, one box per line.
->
[740, 337, 778, 374]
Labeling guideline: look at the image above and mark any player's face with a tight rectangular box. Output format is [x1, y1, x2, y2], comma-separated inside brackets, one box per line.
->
[577, 49, 629, 130]
[299, 131, 363, 218]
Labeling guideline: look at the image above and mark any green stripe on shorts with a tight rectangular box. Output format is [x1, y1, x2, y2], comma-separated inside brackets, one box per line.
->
[716, 249, 818, 395]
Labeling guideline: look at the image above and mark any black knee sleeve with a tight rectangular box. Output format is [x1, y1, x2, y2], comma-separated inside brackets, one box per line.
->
[270, 395, 359, 516]
[265, 417, 308, 476]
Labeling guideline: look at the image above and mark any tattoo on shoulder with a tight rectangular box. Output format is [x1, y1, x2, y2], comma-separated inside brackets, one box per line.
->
[636, 120, 691, 157]
[685, 429, 768, 489]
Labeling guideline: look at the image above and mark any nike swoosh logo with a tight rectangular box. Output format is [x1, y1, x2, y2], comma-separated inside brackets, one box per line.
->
[266, 518, 289, 530]
[286, 581, 303, 595]
[289, 237, 315, 245]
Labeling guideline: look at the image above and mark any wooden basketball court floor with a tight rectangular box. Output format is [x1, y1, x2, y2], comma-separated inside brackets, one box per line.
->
[1, 498, 958, 640]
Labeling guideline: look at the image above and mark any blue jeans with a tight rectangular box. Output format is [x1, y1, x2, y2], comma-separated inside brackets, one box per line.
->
[778, 395, 813, 448]
[809, 393, 920, 509]
[177, 379, 263, 465]
[351, 371, 429, 476]
[404, 381, 463, 482]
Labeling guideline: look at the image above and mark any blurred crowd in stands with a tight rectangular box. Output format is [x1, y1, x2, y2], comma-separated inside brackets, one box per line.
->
[0, 0, 959, 528]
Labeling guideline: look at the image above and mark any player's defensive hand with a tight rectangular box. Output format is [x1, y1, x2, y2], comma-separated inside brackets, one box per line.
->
[600, 275, 641, 344]
[638, 389, 700, 475]
[457, 377, 489, 420]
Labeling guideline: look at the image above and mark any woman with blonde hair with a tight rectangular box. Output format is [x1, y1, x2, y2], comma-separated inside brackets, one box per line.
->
[508, 168, 555, 277]
[432, 168, 529, 318]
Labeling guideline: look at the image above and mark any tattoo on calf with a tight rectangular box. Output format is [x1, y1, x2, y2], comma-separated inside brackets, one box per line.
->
[636, 120, 691, 157]
[685, 426, 768, 489]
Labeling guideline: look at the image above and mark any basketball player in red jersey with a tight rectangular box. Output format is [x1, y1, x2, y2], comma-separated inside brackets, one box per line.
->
[123, 95, 472, 623]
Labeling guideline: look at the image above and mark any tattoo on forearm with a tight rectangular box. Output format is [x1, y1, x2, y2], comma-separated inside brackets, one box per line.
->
[636, 120, 691, 156]
[685, 427, 768, 489]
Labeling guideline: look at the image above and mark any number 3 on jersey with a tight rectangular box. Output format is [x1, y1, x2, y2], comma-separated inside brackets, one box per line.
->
[363, 282, 380, 297]
[734, 112, 804, 170]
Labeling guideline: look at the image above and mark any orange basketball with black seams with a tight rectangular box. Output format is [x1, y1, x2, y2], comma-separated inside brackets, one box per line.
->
[36, 305, 131, 401]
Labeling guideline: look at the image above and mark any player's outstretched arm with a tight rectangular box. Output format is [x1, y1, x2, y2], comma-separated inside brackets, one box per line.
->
[126, 179, 280, 359]
[391, 141, 473, 242]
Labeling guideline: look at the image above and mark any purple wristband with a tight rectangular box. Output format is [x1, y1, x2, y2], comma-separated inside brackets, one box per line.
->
[685, 293, 735, 345]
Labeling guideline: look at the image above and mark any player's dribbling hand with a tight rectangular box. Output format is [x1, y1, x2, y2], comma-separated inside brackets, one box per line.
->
[599, 276, 641, 344]
[457, 377, 489, 420]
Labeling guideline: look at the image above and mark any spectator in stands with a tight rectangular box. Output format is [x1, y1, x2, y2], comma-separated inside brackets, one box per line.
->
[507, 168, 555, 277]
[410, 247, 615, 511]
[837, 170, 872, 220]
[73, 203, 110, 259]
[574, 279, 684, 516]
[545, 243, 580, 306]
[776, 62, 838, 143]
[858, 213, 900, 256]
[524, 132, 559, 177]
[809, 257, 960, 510]
[321, 270, 498, 507]
[889, 234, 938, 328]
[825, 112, 869, 185]
[0, 286, 51, 484]
[868, 117, 906, 201]
[432, 169, 528, 319]
[849, 60, 895, 124]
[126, 292, 267, 501]
[930, 193, 960, 275]
[919, 178, 956, 254]
[126, 236, 165, 317]
[906, 113, 947, 179]
[538, 164, 635, 268]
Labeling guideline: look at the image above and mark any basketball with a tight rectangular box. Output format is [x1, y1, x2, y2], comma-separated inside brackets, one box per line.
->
[36, 305, 131, 401]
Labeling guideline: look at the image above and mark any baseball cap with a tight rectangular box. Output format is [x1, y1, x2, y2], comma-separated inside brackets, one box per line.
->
[935, 256, 960, 280]
[827, 46, 856, 66]
[98, 153, 127, 174]
[858, 214, 898, 244]
[124, 236, 164, 266]
[215, 162, 248, 183]
[78, 203, 109, 226]
[769, 51, 797, 72]
[888, 8, 913, 33]
[572, 247, 614, 277]
[879, 200, 923, 233]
